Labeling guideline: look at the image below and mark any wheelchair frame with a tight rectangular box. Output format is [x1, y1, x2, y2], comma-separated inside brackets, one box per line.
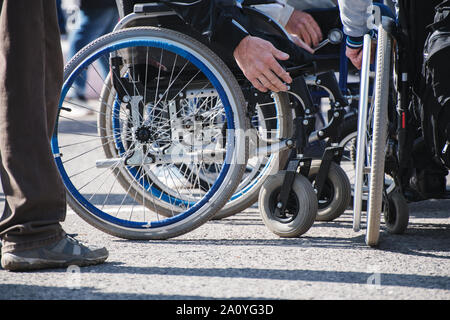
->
[110, 1, 356, 234]
[54, 0, 360, 240]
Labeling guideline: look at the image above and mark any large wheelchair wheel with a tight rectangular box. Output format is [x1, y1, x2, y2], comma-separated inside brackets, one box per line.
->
[54, 27, 248, 239]
[365, 24, 392, 246]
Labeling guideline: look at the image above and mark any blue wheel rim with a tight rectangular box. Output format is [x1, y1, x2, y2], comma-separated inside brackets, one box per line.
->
[52, 37, 236, 229]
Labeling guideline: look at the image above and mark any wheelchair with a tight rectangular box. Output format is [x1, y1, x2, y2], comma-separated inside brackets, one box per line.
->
[54, 0, 356, 240]
[353, 5, 412, 246]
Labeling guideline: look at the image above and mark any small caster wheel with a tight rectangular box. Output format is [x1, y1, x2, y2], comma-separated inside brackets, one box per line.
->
[308, 160, 351, 221]
[383, 191, 409, 234]
[259, 171, 318, 237]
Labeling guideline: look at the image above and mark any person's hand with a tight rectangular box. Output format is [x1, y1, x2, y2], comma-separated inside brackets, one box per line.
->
[233, 36, 292, 93]
[285, 10, 323, 48]
[290, 34, 315, 54]
[346, 46, 363, 69]
[346, 41, 376, 69]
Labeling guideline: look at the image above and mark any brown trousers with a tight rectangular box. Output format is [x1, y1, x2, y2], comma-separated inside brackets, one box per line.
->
[0, 0, 66, 253]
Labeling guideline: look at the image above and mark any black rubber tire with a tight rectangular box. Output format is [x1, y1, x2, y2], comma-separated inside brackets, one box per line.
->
[384, 192, 409, 234]
[366, 25, 392, 247]
[259, 171, 318, 238]
[308, 160, 351, 221]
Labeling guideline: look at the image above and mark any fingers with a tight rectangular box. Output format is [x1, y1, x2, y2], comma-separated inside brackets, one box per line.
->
[268, 55, 292, 84]
[291, 35, 315, 54]
[298, 27, 313, 47]
[307, 17, 323, 47]
[346, 47, 363, 69]
[286, 11, 323, 47]
[253, 46, 292, 92]
[249, 77, 268, 93]
[233, 36, 292, 93]
[262, 69, 288, 92]
[353, 56, 363, 70]
[258, 74, 279, 92]
[307, 28, 321, 48]
[263, 50, 292, 92]
[298, 19, 321, 47]
[271, 47, 290, 61]
[249, 64, 291, 93]
[249, 66, 290, 93]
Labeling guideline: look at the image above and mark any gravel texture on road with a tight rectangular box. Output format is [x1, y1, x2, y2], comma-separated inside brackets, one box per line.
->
[1, 199, 449, 300]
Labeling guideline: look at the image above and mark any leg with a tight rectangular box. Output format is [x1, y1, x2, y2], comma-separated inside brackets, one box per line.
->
[81, 7, 120, 77]
[0, 0, 108, 271]
[0, 0, 66, 253]
[67, 7, 119, 98]
[67, 8, 91, 99]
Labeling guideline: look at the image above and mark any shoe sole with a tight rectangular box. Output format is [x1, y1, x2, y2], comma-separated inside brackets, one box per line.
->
[1, 254, 108, 272]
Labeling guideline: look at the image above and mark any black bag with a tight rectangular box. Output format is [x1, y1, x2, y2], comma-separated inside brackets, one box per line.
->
[422, 0, 450, 169]
[396, 0, 449, 200]
[404, 0, 450, 200]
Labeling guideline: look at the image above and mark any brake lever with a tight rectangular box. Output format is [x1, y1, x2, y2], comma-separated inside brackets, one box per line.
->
[313, 28, 344, 51]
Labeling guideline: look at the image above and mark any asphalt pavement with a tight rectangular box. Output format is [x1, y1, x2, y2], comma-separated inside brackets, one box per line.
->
[1, 196, 449, 300]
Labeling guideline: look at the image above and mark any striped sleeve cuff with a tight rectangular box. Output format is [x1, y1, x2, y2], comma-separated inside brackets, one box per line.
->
[346, 36, 364, 49]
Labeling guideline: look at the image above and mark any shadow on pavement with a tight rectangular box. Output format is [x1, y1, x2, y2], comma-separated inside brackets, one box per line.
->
[0, 283, 233, 300]
[113, 233, 368, 250]
[1, 262, 447, 298]
[55, 263, 450, 291]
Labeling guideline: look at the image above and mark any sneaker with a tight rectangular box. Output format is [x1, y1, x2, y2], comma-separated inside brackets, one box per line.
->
[1, 233, 108, 272]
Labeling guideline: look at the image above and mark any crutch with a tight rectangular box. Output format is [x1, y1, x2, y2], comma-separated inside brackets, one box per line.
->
[353, 34, 372, 231]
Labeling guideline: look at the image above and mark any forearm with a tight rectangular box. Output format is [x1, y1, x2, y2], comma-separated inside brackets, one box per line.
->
[337, 0, 371, 38]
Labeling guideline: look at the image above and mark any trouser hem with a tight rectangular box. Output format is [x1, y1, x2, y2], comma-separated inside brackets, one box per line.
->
[1, 231, 65, 254]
